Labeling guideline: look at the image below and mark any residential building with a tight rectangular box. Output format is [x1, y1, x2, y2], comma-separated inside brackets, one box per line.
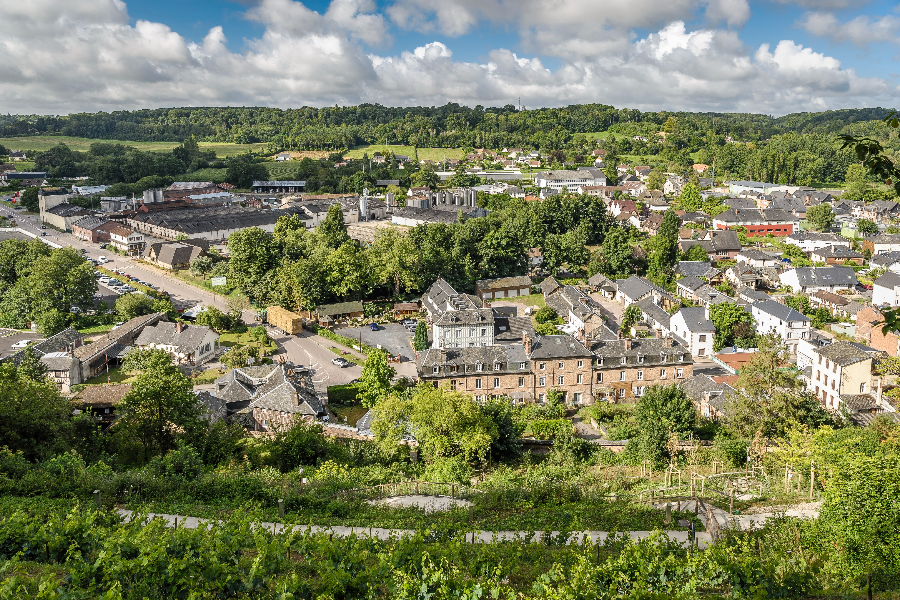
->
[681, 374, 736, 420]
[432, 308, 496, 349]
[40, 352, 81, 393]
[143, 239, 208, 270]
[669, 307, 715, 358]
[106, 224, 145, 256]
[873, 271, 900, 307]
[71, 216, 112, 243]
[590, 337, 693, 401]
[783, 231, 850, 253]
[679, 230, 741, 259]
[751, 299, 810, 353]
[805, 341, 873, 411]
[299, 300, 365, 326]
[861, 234, 900, 255]
[809, 290, 865, 320]
[72, 384, 133, 428]
[72, 313, 164, 381]
[615, 275, 676, 308]
[474, 276, 532, 301]
[634, 297, 671, 337]
[712, 208, 799, 237]
[126, 205, 311, 241]
[727, 180, 781, 195]
[856, 306, 900, 356]
[534, 170, 606, 191]
[586, 273, 617, 299]
[674, 261, 724, 283]
[675, 276, 708, 302]
[779, 266, 859, 294]
[869, 251, 900, 273]
[726, 265, 763, 289]
[542, 277, 610, 338]
[134, 321, 219, 365]
[527, 335, 595, 405]
[735, 248, 779, 268]
[810, 245, 864, 265]
[213, 364, 324, 431]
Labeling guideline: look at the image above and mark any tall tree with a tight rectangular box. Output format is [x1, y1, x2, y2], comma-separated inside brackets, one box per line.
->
[600, 226, 634, 279]
[359, 349, 397, 408]
[678, 183, 701, 212]
[227, 227, 276, 300]
[647, 209, 680, 285]
[318, 204, 351, 249]
[631, 384, 697, 466]
[0, 362, 72, 460]
[413, 321, 429, 351]
[710, 302, 754, 351]
[806, 203, 835, 232]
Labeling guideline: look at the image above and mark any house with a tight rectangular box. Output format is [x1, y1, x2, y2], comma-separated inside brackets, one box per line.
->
[861, 234, 900, 255]
[641, 213, 665, 235]
[474, 276, 532, 301]
[543, 277, 609, 337]
[810, 245, 864, 265]
[751, 299, 810, 353]
[805, 341, 874, 411]
[8, 150, 27, 161]
[275, 153, 291, 162]
[779, 267, 858, 294]
[609, 198, 638, 216]
[712, 209, 799, 237]
[72, 384, 133, 428]
[590, 337, 693, 401]
[534, 170, 606, 191]
[693, 285, 733, 309]
[301, 300, 365, 326]
[143, 239, 208, 270]
[40, 352, 81, 392]
[681, 374, 736, 420]
[674, 261, 723, 283]
[675, 276, 708, 302]
[735, 248, 779, 268]
[736, 287, 769, 304]
[615, 275, 676, 308]
[106, 224, 145, 257]
[853, 200, 900, 223]
[72, 313, 164, 381]
[784, 231, 851, 253]
[809, 290, 863, 320]
[857, 306, 900, 356]
[727, 180, 781, 195]
[669, 308, 715, 358]
[71, 216, 112, 243]
[635, 297, 672, 337]
[134, 321, 219, 365]
[873, 272, 900, 307]
[680, 230, 741, 259]
[213, 364, 324, 431]
[726, 265, 763, 289]
[587, 273, 617, 299]
[393, 302, 420, 318]
[869, 251, 900, 273]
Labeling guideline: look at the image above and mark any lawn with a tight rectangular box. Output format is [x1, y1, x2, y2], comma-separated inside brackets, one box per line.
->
[494, 293, 546, 309]
[192, 368, 226, 385]
[76, 323, 115, 335]
[83, 366, 137, 386]
[582, 131, 611, 140]
[0, 136, 267, 158]
[172, 168, 227, 183]
[218, 329, 276, 352]
[266, 163, 307, 181]
[343, 145, 462, 162]
[331, 403, 368, 426]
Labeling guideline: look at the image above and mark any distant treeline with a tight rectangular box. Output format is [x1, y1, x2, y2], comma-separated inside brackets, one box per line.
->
[0, 104, 893, 151]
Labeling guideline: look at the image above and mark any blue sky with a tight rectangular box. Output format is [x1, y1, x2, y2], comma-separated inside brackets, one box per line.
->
[1, 0, 898, 114]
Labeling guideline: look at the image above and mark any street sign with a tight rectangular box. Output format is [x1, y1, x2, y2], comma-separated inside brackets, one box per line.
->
[211, 276, 227, 286]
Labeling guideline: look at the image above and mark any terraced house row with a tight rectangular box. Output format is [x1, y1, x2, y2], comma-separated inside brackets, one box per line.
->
[416, 279, 693, 405]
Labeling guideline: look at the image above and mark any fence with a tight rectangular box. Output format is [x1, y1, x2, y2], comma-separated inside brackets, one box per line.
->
[333, 480, 484, 501]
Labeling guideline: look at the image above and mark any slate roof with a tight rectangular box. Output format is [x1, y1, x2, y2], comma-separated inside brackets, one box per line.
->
[494, 316, 536, 342]
[815, 341, 871, 366]
[874, 271, 900, 290]
[635, 297, 671, 330]
[677, 276, 708, 292]
[435, 308, 494, 326]
[71, 216, 109, 230]
[213, 364, 323, 417]
[675, 261, 717, 278]
[587, 273, 616, 290]
[475, 276, 532, 291]
[316, 300, 364, 316]
[812, 290, 850, 306]
[867, 234, 900, 245]
[680, 374, 735, 413]
[811, 245, 863, 259]
[145, 241, 205, 266]
[72, 383, 133, 408]
[785, 231, 847, 243]
[737, 287, 769, 303]
[134, 322, 215, 353]
[789, 266, 858, 287]
[869, 251, 900, 267]
[737, 248, 775, 261]
[419, 345, 530, 371]
[46, 203, 91, 218]
[73, 313, 163, 360]
[676, 307, 714, 332]
[714, 208, 798, 224]
[540, 276, 562, 296]
[590, 337, 690, 363]
[752, 299, 810, 322]
[616, 275, 672, 303]
[3, 327, 84, 366]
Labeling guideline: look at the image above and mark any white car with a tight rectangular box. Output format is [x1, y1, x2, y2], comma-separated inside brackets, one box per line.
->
[99, 278, 111, 284]
[10, 340, 32, 349]
[97, 256, 108, 264]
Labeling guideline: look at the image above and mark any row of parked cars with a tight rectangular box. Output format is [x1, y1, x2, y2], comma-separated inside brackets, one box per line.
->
[94, 269, 158, 296]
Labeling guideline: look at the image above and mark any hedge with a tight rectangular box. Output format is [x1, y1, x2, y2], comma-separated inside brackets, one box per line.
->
[327, 383, 362, 405]
[529, 419, 573, 440]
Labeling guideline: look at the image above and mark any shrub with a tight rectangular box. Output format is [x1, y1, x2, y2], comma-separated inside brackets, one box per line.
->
[327, 383, 361, 405]
[530, 419, 572, 440]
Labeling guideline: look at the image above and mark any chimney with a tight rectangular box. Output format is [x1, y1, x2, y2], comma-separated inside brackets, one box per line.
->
[876, 378, 883, 407]
[523, 335, 533, 355]
[624, 338, 632, 351]
[177, 322, 183, 334]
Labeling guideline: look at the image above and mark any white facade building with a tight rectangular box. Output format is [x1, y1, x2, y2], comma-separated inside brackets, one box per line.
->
[751, 300, 810, 354]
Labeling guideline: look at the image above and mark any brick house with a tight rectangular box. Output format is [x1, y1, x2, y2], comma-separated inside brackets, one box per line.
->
[712, 208, 799, 237]
[857, 306, 900, 356]
[589, 337, 693, 402]
[71, 216, 112, 243]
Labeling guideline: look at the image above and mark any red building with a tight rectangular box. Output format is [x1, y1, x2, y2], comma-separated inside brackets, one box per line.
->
[712, 208, 799, 237]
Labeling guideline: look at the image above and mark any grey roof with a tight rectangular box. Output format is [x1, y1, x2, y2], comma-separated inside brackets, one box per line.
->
[146, 241, 204, 266]
[127, 205, 309, 236]
[39, 352, 78, 371]
[676, 275, 709, 292]
[869, 251, 900, 267]
[540, 276, 562, 296]
[475, 276, 532, 291]
[790, 266, 858, 287]
[3, 327, 84, 367]
[768, 197, 806, 213]
[815, 341, 871, 367]
[675, 307, 714, 332]
[737, 287, 769, 303]
[811, 245, 862, 259]
[252, 181, 306, 187]
[419, 345, 530, 373]
[635, 297, 671, 330]
[616, 275, 670, 302]
[724, 198, 759, 210]
[675, 261, 717, 278]
[537, 170, 604, 181]
[422, 278, 480, 316]
[71, 216, 109, 230]
[867, 234, 900, 245]
[316, 300, 364, 316]
[528, 334, 593, 359]
[587, 273, 616, 290]
[494, 316, 535, 342]
[393, 206, 482, 223]
[435, 308, 494, 326]
[213, 364, 323, 417]
[46, 203, 91, 217]
[737, 248, 776, 261]
[786, 231, 847, 243]
[874, 271, 900, 290]
[694, 285, 733, 305]
[134, 322, 215, 353]
[714, 208, 798, 224]
[680, 374, 735, 413]
[591, 337, 691, 364]
[752, 299, 810, 322]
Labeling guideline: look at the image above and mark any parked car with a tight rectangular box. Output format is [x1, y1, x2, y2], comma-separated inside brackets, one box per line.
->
[10, 340, 32, 349]
[99, 277, 110, 284]
[331, 357, 352, 368]
[369, 323, 379, 331]
[112, 322, 124, 330]
[400, 319, 417, 326]
[97, 256, 108, 263]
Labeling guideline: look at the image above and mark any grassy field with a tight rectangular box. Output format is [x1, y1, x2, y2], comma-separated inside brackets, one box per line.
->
[343, 145, 462, 162]
[582, 131, 611, 140]
[172, 168, 227, 183]
[266, 163, 307, 181]
[1, 136, 267, 157]
[83, 366, 136, 386]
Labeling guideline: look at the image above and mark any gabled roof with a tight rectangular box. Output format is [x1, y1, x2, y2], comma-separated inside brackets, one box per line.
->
[71, 216, 110, 231]
[616, 275, 671, 302]
[751, 299, 810, 322]
[674, 307, 714, 332]
[713, 208, 798, 224]
[811, 245, 862, 259]
[787, 266, 858, 287]
[814, 341, 871, 367]
[135, 322, 215, 353]
[529, 334, 593, 359]
[635, 298, 671, 330]
[676, 275, 708, 292]
[737, 248, 775, 261]
[874, 271, 900, 290]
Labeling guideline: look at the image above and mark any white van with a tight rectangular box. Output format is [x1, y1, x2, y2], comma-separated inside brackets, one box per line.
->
[97, 256, 108, 264]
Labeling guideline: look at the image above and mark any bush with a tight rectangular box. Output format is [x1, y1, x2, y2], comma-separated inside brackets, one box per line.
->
[423, 455, 473, 485]
[533, 306, 559, 324]
[327, 383, 362, 405]
[530, 419, 572, 440]
[148, 445, 204, 480]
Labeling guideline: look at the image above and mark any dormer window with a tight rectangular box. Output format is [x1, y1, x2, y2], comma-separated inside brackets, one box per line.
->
[519, 362, 526, 369]
[620, 357, 627, 365]
[638, 355, 644, 364]
[494, 362, 501, 371]
[678, 354, 684, 362]
[432, 366, 439, 374]
[476, 363, 483, 372]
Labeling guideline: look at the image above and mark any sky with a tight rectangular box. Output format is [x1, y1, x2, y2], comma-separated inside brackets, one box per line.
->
[1, 0, 899, 116]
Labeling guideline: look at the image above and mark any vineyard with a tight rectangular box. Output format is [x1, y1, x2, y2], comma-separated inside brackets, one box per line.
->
[265, 163, 308, 181]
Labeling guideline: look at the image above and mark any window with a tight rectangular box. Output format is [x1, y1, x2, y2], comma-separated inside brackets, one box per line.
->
[638, 355, 644, 364]
[519, 362, 526, 369]
[618, 388, 625, 398]
[825, 359, 830, 369]
[558, 376, 564, 385]
[816, 371, 820, 381]
[470, 328, 475, 336]
[619, 371, 626, 381]
[455, 329, 461, 338]
[576, 374, 583, 384]
[637, 370, 644, 380]
[476, 363, 483, 372]
[558, 362, 564, 369]
[475, 379, 482, 389]
[699, 334, 706, 342]
[597, 372, 604, 383]
[539, 362, 546, 370]
[494, 377, 500, 388]
[860, 382, 866, 393]
[678, 354, 684, 362]
[818, 355, 822, 364]
[481, 328, 487, 335]
[432, 366, 439, 374]
[518, 377, 525, 387]
[450, 380, 456, 390]
[597, 357, 604, 366]
[660, 369, 666, 378]
[577, 360, 583, 368]
[620, 357, 627, 365]
[635, 386, 644, 396]
[676, 368, 684, 378]
[573, 392, 582, 403]
[539, 377, 546, 387]
[494, 362, 501, 371]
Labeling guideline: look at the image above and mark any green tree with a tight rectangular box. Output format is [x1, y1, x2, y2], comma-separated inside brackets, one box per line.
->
[603, 151, 620, 184]
[372, 384, 498, 461]
[600, 226, 633, 279]
[620, 304, 642, 334]
[117, 349, 204, 461]
[220, 345, 254, 369]
[534, 306, 559, 324]
[115, 293, 156, 321]
[631, 384, 697, 466]
[678, 183, 701, 212]
[683, 244, 708, 262]
[225, 155, 268, 189]
[413, 320, 429, 351]
[843, 163, 869, 200]
[15, 347, 48, 382]
[359, 348, 396, 408]
[0, 362, 73, 460]
[27, 247, 97, 316]
[195, 306, 235, 332]
[227, 227, 276, 300]
[647, 168, 665, 191]
[34, 308, 69, 336]
[806, 203, 835, 232]
[19, 187, 39, 212]
[710, 302, 754, 351]
[189, 255, 214, 276]
[318, 204, 351, 249]
[857, 218, 878, 235]
[647, 208, 680, 285]
[410, 164, 439, 188]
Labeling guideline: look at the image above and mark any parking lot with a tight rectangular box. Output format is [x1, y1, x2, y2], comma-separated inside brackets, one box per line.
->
[0, 329, 45, 361]
[338, 323, 416, 361]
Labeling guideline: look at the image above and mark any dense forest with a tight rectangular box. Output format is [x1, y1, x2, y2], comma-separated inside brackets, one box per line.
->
[1, 105, 894, 152]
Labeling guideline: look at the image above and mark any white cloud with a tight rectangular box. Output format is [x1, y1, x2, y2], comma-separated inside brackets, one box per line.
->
[0, 0, 893, 116]
[800, 11, 900, 46]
